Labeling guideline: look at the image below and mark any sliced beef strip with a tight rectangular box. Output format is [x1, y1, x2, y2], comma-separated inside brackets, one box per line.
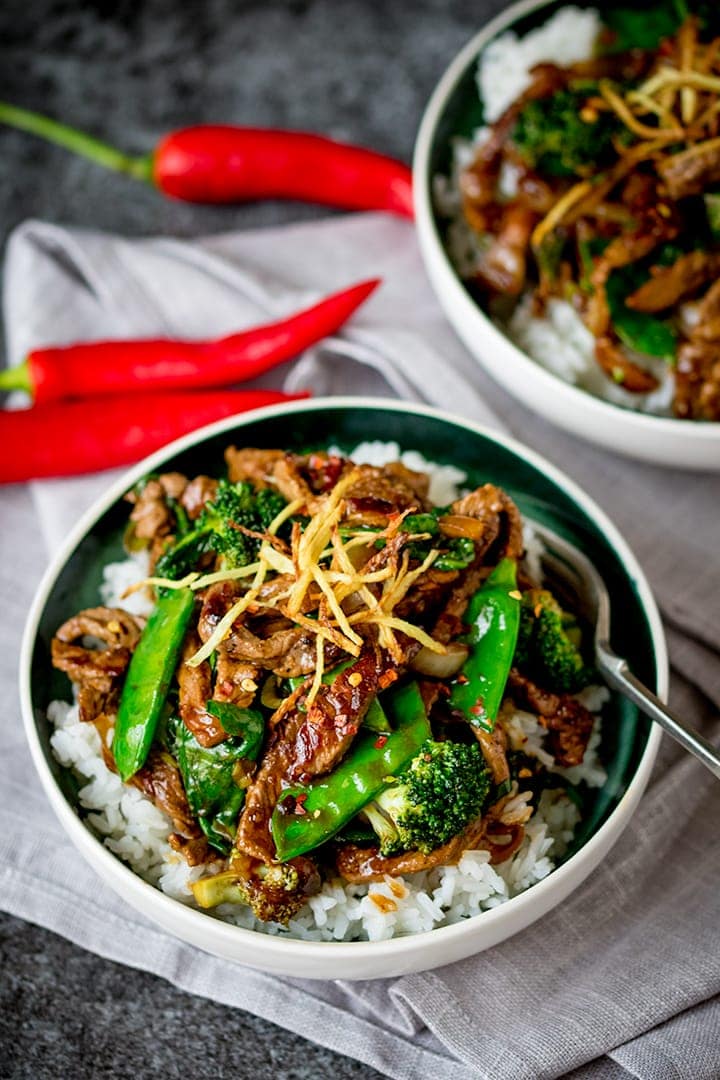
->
[507, 668, 594, 767]
[180, 475, 218, 520]
[212, 644, 261, 710]
[199, 578, 334, 683]
[658, 138, 720, 200]
[474, 724, 510, 786]
[450, 485, 524, 561]
[626, 251, 720, 313]
[335, 796, 525, 883]
[51, 607, 144, 723]
[225, 447, 284, 487]
[474, 203, 538, 297]
[431, 485, 523, 644]
[226, 623, 320, 679]
[271, 455, 431, 525]
[126, 473, 187, 543]
[585, 223, 678, 338]
[54, 607, 143, 652]
[176, 629, 226, 747]
[287, 650, 381, 783]
[594, 336, 659, 394]
[236, 650, 383, 863]
[131, 747, 210, 865]
[235, 707, 308, 863]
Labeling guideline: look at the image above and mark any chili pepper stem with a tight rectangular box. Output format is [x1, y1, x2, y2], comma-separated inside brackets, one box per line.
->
[0, 360, 31, 395]
[0, 102, 153, 181]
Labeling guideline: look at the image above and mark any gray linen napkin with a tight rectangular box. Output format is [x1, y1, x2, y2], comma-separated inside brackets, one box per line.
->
[1, 214, 719, 1080]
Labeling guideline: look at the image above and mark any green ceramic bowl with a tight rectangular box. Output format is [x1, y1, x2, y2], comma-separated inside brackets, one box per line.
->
[21, 398, 665, 979]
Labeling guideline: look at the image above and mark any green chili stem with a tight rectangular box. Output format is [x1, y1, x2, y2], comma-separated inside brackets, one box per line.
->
[0, 359, 31, 395]
[0, 102, 153, 181]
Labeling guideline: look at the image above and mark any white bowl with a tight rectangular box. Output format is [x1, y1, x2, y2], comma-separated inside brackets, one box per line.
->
[20, 397, 665, 979]
[413, 0, 720, 471]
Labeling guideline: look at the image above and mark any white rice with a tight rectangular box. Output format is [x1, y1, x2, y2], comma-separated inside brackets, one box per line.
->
[437, 5, 676, 417]
[47, 444, 608, 942]
[478, 7, 601, 123]
[507, 296, 675, 415]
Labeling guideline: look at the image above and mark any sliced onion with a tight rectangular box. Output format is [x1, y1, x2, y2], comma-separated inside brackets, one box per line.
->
[438, 514, 487, 540]
[410, 641, 469, 678]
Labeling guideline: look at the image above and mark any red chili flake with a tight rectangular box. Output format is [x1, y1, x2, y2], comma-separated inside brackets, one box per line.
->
[378, 669, 399, 690]
[374, 735, 388, 749]
[294, 793, 308, 815]
[456, 673, 469, 685]
[470, 701, 486, 718]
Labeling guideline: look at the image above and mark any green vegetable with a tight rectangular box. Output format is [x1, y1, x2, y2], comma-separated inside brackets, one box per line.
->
[362, 740, 491, 856]
[335, 821, 378, 845]
[192, 861, 301, 916]
[604, 0, 687, 50]
[606, 266, 677, 361]
[154, 478, 286, 580]
[403, 509, 476, 572]
[604, 1, 720, 50]
[113, 587, 196, 781]
[514, 588, 593, 693]
[448, 558, 521, 733]
[578, 236, 610, 294]
[169, 705, 264, 853]
[536, 232, 566, 287]
[512, 87, 621, 177]
[705, 193, 720, 240]
[270, 680, 431, 862]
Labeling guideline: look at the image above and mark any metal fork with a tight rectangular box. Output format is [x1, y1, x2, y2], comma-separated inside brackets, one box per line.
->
[528, 519, 720, 780]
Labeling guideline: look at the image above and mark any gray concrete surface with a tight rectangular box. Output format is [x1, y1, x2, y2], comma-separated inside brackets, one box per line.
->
[0, 1, 507, 1076]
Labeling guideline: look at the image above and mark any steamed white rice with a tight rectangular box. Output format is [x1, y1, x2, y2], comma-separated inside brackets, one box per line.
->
[47, 443, 609, 942]
[435, 5, 675, 417]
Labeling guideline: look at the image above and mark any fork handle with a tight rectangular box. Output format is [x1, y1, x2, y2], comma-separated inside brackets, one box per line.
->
[598, 647, 720, 780]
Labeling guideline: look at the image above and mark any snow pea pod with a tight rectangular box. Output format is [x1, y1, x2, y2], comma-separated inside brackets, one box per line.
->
[113, 587, 195, 780]
[271, 680, 430, 862]
[448, 557, 521, 734]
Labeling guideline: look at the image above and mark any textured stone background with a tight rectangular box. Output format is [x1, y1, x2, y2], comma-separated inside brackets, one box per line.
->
[0, 1, 508, 1076]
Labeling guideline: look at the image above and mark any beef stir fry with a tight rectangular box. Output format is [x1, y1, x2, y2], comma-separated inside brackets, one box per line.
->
[52, 448, 596, 925]
[457, 8, 720, 419]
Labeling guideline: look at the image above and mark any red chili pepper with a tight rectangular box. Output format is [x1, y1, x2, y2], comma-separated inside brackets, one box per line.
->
[0, 278, 379, 404]
[0, 103, 414, 217]
[0, 389, 308, 484]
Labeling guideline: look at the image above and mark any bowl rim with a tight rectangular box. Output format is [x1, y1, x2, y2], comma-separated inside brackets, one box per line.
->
[412, 0, 720, 443]
[19, 395, 666, 963]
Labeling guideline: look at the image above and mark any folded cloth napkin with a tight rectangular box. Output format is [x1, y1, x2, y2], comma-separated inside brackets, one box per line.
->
[1, 214, 719, 1080]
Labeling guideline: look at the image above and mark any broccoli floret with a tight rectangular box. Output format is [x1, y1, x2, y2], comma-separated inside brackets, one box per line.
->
[512, 87, 622, 177]
[155, 479, 287, 580]
[255, 486, 288, 531]
[514, 588, 593, 693]
[363, 740, 491, 856]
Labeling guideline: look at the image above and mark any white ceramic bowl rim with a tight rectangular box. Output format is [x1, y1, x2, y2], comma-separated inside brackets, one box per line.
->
[412, 0, 720, 443]
[20, 396, 665, 964]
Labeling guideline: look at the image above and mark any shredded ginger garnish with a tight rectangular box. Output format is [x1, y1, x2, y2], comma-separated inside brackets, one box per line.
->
[130, 474, 448, 672]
